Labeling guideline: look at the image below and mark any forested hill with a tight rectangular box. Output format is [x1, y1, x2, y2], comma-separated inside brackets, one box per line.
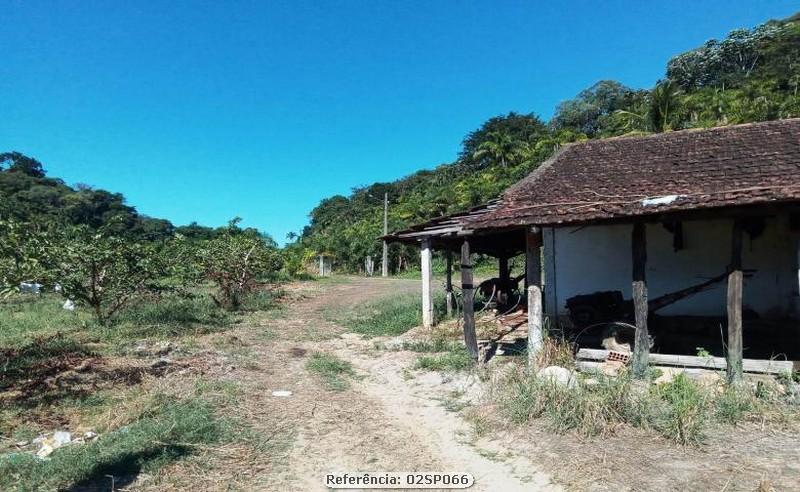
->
[293, 12, 800, 273]
[0, 152, 259, 242]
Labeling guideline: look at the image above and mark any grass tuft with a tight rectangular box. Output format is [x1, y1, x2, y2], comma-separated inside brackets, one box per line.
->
[306, 352, 355, 391]
[415, 346, 473, 372]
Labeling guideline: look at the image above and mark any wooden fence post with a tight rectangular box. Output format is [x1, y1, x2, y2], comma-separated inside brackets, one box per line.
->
[727, 220, 744, 384]
[461, 240, 478, 360]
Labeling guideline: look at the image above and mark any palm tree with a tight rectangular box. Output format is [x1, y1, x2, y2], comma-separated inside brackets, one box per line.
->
[472, 131, 524, 168]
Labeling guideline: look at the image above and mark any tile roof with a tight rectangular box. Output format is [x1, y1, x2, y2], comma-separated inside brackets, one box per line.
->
[467, 118, 800, 229]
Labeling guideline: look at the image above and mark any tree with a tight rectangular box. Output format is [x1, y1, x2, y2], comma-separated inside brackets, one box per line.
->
[472, 130, 525, 168]
[460, 113, 547, 169]
[0, 219, 54, 297]
[552, 81, 636, 137]
[198, 219, 282, 310]
[0, 152, 46, 178]
[47, 228, 170, 324]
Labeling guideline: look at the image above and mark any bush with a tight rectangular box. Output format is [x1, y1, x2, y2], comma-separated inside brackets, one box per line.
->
[197, 220, 283, 311]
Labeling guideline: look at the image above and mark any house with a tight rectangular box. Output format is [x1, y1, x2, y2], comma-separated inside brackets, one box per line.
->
[386, 118, 800, 381]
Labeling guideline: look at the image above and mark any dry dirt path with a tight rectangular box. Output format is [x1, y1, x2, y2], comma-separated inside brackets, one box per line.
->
[238, 277, 560, 492]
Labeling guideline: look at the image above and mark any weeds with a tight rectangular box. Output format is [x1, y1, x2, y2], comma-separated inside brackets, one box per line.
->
[0, 396, 229, 491]
[499, 370, 798, 445]
[334, 292, 448, 337]
[415, 346, 473, 372]
[306, 352, 355, 391]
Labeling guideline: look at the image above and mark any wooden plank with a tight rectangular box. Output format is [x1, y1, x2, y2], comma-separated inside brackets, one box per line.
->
[527, 285, 543, 366]
[461, 240, 478, 361]
[631, 222, 649, 378]
[727, 219, 744, 383]
[445, 251, 454, 318]
[576, 348, 793, 374]
[421, 239, 434, 328]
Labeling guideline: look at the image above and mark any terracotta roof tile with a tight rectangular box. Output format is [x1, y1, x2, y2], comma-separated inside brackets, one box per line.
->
[468, 119, 800, 229]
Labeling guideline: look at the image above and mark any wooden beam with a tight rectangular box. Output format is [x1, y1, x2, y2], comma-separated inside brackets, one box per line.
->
[542, 227, 557, 319]
[631, 222, 649, 378]
[421, 239, 434, 328]
[461, 240, 478, 361]
[445, 251, 454, 318]
[727, 220, 744, 383]
[576, 348, 793, 375]
[525, 228, 542, 289]
[498, 255, 510, 293]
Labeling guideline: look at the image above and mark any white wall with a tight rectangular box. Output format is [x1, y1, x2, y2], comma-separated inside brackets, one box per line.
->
[547, 214, 798, 319]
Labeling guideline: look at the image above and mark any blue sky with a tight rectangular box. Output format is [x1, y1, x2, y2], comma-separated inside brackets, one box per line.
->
[2, 1, 797, 243]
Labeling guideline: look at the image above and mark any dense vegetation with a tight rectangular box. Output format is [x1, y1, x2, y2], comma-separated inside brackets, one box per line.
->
[295, 12, 800, 273]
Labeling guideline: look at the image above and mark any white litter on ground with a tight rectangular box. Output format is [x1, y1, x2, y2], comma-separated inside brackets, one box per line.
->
[272, 390, 293, 397]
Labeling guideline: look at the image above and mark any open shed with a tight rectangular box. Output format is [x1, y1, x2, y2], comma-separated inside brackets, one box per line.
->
[387, 118, 800, 381]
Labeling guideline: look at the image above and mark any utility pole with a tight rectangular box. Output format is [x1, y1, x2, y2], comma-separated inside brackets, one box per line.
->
[382, 192, 389, 277]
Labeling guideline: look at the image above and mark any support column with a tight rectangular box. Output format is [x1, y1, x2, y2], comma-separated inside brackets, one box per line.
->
[526, 228, 544, 366]
[631, 222, 650, 378]
[445, 251, 454, 318]
[727, 220, 744, 384]
[319, 255, 325, 277]
[421, 239, 434, 328]
[542, 227, 557, 319]
[461, 240, 478, 361]
[525, 228, 542, 288]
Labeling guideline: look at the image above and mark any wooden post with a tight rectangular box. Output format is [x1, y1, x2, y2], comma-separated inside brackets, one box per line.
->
[445, 251, 454, 318]
[631, 222, 650, 378]
[421, 239, 434, 328]
[525, 228, 542, 288]
[526, 228, 543, 366]
[542, 227, 557, 319]
[461, 240, 478, 361]
[498, 255, 510, 295]
[727, 220, 744, 384]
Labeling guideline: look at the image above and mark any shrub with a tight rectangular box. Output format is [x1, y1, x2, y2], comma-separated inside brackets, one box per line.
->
[197, 219, 282, 310]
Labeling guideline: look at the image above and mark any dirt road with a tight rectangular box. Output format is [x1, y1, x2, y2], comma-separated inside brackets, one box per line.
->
[211, 277, 560, 491]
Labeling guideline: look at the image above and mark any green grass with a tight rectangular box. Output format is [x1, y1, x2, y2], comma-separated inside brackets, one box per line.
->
[334, 293, 448, 337]
[387, 339, 464, 353]
[499, 371, 796, 445]
[0, 395, 229, 491]
[415, 346, 474, 372]
[305, 352, 355, 391]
